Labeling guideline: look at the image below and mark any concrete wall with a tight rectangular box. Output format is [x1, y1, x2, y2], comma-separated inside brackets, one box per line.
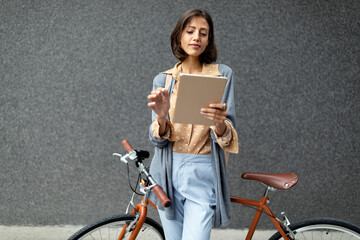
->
[1, 0, 359, 228]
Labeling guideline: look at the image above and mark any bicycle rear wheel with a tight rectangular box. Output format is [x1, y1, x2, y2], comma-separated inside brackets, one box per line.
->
[269, 218, 360, 240]
[68, 214, 165, 240]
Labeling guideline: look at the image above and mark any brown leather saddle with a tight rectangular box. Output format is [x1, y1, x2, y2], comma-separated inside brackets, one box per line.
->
[242, 172, 298, 190]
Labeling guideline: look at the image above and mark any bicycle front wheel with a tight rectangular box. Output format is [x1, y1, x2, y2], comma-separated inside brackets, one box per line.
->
[269, 218, 360, 240]
[68, 214, 165, 240]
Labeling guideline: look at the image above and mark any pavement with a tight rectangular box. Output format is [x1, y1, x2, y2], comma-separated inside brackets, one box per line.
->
[0, 225, 276, 239]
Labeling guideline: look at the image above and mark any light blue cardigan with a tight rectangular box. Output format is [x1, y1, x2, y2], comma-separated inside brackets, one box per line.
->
[148, 64, 237, 227]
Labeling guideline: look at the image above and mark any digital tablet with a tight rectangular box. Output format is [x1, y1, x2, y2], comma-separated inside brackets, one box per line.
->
[173, 73, 228, 126]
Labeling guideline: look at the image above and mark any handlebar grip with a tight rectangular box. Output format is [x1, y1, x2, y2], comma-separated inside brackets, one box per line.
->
[153, 185, 172, 208]
[122, 140, 134, 153]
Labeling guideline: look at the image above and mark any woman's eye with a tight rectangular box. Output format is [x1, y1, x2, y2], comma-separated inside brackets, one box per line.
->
[187, 31, 193, 34]
[201, 33, 207, 37]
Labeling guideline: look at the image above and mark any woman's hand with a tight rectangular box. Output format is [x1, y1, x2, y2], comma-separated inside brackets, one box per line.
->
[148, 88, 170, 135]
[147, 87, 170, 118]
[201, 103, 227, 136]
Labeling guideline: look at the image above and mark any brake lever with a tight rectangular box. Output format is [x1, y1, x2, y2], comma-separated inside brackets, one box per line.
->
[113, 153, 129, 164]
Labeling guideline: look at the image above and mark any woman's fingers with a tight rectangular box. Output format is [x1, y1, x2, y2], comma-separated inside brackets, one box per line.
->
[147, 101, 156, 108]
[148, 88, 169, 102]
[147, 88, 170, 118]
[147, 91, 160, 101]
[200, 103, 227, 123]
[209, 103, 227, 111]
[148, 89, 167, 105]
[201, 111, 226, 123]
[201, 111, 226, 118]
[200, 107, 227, 117]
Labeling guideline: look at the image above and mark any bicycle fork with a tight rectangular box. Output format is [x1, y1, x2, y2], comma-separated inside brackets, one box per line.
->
[118, 185, 159, 240]
[117, 193, 149, 240]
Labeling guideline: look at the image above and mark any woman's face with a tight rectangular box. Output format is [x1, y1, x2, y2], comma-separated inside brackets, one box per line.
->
[180, 16, 209, 58]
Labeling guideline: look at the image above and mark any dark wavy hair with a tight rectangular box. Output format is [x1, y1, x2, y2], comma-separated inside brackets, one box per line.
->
[170, 9, 217, 64]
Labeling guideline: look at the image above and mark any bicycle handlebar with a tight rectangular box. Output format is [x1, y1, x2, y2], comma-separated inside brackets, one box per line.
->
[121, 139, 172, 208]
[153, 186, 172, 208]
[122, 139, 134, 152]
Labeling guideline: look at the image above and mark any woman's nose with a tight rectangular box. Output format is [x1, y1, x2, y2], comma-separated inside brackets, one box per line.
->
[193, 31, 200, 41]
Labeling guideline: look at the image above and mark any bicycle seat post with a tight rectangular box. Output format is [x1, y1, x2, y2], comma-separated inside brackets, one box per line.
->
[263, 185, 276, 199]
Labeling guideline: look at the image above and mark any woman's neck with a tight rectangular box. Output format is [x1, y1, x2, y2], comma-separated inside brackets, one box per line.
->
[181, 57, 202, 74]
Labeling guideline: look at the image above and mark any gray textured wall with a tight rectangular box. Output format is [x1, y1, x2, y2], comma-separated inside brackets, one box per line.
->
[1, 0, 359, 229]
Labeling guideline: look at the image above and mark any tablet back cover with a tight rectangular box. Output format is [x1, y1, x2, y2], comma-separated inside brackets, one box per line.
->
[173, 74, 227, 125]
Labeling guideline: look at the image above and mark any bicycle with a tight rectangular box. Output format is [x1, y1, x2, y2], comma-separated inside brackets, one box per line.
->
[68, 140, 360, 240]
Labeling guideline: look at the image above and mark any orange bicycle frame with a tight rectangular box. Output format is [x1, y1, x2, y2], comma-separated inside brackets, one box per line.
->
[230, 195, 290, 240]
[118, 196, 290, 240]
[117, 196, 158, 240]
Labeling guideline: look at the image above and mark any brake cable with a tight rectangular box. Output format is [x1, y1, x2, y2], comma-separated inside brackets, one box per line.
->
[126, 162, 144, 196]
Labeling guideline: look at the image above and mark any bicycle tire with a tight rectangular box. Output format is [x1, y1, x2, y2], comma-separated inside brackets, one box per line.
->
[68, 214, 165, 240]
[269, 218, 360, 240]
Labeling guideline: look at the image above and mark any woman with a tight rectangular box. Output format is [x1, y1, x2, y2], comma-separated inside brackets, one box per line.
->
[147, 9, 238, 240]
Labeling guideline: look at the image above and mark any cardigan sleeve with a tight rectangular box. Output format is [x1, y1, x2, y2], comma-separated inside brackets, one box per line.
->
[152, 119, 171, 139]
[210, 120, 239, 153]
[149, 73, 172, 148]
[212, 64, 239, 153]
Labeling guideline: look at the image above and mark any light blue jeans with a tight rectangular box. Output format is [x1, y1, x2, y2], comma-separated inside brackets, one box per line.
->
[158, 152, 216, 240]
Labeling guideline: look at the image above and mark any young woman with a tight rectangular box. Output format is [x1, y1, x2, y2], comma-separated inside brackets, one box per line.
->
[147, 9, 238, 240]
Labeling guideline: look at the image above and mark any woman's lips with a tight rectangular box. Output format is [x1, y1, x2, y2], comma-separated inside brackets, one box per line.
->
[190, 44, 200, 48]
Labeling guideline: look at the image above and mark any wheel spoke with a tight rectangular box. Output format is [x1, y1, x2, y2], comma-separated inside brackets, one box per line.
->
[69, 215, 164, 240]
[270, 219, 360, 240]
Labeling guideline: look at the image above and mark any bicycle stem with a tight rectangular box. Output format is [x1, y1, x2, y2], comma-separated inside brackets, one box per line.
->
[137, 162, 157, 187]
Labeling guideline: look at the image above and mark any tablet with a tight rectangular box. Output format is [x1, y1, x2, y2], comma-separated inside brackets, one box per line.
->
[173, 73, 228, 126]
